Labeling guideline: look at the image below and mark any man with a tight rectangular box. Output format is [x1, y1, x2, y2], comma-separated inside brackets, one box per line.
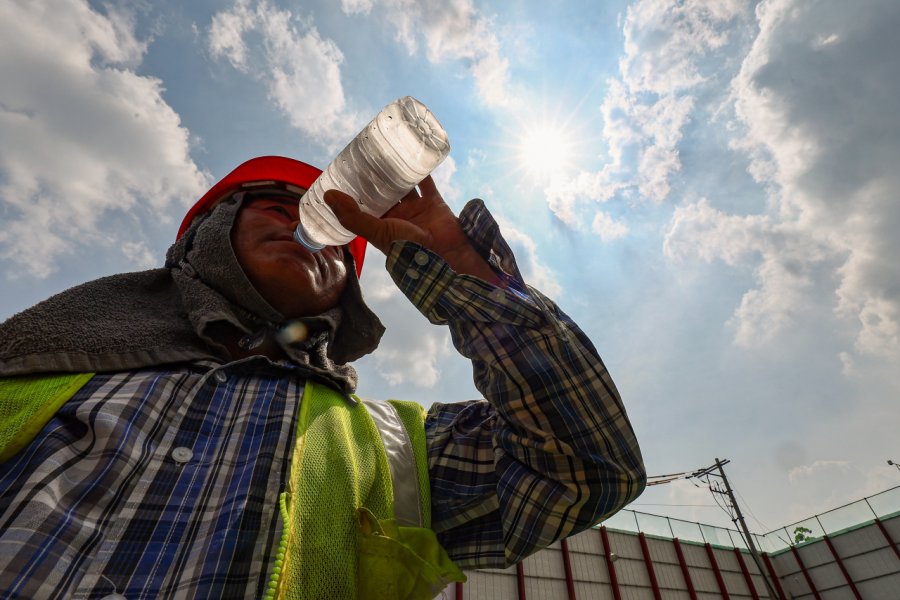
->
[0, 156, 645, 599]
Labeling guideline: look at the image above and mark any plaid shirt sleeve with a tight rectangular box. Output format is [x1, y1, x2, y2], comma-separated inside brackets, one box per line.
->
[385, 199, 646, 569]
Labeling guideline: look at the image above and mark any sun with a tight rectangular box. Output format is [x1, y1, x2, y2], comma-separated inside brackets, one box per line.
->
[517, 123, 575, 182]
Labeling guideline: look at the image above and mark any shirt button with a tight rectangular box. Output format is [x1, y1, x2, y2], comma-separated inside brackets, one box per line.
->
[213, 370, 227, 384]
[414, 251, 429, 266]
[171, 447, 194, 463]
[405, 268, 420, 280]
[100, 595, 127, 600]
[489, 289, 506, 302]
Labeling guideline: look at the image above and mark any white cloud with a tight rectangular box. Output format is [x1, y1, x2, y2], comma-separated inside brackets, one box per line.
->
[670, 0, 900, 361]
[545, 82, 693, 218]
[545, 166, 623, 227]
[781, 460, 897, 525]
[652, 0, 900, 366]
[545, 0, 749, 224]
[361, 264, 402, 303]
[341, 0, 512, 106]
[0, 0, 208, 278]
[208, 1, 252, 68]
[633, 94, 695, 201]
[727, 255, 813, 347]
[340, 0, 374, 16]
[665, 479, 720, 525]
[357, 252, 453, 388]
[208, 0, 360, 148]
[371, 333, 451, 388]
[121, 241, 158, 270]
[620, 0, 746, 94]
[788, 460, 850, 484]
[591, 212, 629, 242]
[431, 155, 460, 204]
[618, 0, 748, 200]
[664, 198, 838, 347]
[665, 199, 769, 266]
[664, 199, 814, 345]
[495, 222, 562, 297]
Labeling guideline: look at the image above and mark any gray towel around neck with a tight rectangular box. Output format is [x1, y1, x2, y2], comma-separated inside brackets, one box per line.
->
[0, 194, 385, 395]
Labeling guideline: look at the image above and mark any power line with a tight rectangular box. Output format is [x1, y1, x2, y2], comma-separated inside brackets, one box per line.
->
[631, 503, 719, 507]
[647, 469, 696, 480]
[642, 458, 781, 600]
[735, 485, 771, 532]
[713, 480, 736, 520]
[646, 476, 685, 486]
[712, 458, 781, 600]
[645, 463, 722, 486]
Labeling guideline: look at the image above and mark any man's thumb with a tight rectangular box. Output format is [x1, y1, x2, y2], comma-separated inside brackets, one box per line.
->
[324, 189, 372, 236]
[323, 189, 429, 254]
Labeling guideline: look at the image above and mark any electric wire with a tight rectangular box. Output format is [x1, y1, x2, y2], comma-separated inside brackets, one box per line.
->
[735, 486, 771, 532]
[631, 503, 719, 507]
[709, 479, 737, 522]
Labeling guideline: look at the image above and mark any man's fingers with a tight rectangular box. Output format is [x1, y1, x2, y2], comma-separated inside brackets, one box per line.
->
[418, 175, 438, 198]
[324, 189, 429, 254]
[400, 188, 419, 203]
[324, 189, 378, 238]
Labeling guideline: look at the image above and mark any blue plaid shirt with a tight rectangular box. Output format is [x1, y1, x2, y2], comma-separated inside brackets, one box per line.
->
[0, 200, 644, 598]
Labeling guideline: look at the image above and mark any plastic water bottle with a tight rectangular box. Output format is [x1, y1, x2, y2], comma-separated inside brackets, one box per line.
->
[293, 96, 450, 251]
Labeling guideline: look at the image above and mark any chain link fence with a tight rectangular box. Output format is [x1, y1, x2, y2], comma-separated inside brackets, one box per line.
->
[598, 484, 900, 553]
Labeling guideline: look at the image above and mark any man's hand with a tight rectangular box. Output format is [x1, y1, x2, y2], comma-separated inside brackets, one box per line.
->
[324, 176, 501, 285]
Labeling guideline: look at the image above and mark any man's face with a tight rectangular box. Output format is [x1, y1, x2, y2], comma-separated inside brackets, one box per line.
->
[231, 195, 349, 318]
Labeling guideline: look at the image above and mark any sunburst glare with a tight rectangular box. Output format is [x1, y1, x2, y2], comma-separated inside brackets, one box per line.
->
[518, 124, 574, 182]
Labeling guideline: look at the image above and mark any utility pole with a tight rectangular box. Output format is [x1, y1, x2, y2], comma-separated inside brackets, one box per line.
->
[714, 458, 781, 600]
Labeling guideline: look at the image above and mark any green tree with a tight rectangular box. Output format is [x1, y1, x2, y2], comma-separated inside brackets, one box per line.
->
[793, 526, 813, 544]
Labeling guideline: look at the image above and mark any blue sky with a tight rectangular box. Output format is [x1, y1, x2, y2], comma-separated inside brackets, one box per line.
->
[2, 0, 899, 533]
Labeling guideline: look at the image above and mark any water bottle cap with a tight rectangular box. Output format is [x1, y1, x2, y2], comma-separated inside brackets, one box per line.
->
[293, 223, 326, 253]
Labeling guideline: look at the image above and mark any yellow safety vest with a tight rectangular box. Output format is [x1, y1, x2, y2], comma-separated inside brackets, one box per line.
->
[0, 374, 465, 599]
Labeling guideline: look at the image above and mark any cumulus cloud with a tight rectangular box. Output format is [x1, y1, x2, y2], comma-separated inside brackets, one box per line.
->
[340, 0, 374, 16]
[664, 479, 721, 525]
[121, 241, 158, 270]
[545, 0, 749, 232]
[788, 460, 850, 484]
[665, 198, 837, 347]
[665, 199, 769, 266]
[545, 166, 623, 228]
[495, 221, 562, 297]
[0, 0, 208, 278]
[781, 459, 898, 523]
[340, 0, 512, 106]
[620, 0, 747, 94]
[208, 0, 360, 147]
[369, 333, 452, 388]
[592, 211, 629, 242]
[670, 0, 900, 360]
[357, 253, 453, 388]
[431, 155, 460, 204]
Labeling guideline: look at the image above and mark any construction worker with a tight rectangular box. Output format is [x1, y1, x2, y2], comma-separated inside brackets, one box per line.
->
[0, 156, 645, 599]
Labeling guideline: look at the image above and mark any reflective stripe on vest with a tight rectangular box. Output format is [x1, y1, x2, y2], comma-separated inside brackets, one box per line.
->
[363, 399, 424, 528]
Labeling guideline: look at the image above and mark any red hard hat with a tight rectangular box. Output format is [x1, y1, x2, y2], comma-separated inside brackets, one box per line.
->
[177, 156, 367, 277]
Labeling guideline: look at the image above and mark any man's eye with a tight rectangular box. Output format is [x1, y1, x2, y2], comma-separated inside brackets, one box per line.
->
[266, 205, 292, 218]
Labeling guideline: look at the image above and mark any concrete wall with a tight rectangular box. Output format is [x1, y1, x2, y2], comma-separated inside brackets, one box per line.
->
[449, 514, 900, 599]
[768, 515, 900, 599]
[452, 527, 776, 599]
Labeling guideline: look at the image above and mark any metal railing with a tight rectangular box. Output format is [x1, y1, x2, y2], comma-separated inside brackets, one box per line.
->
[598, 506, 764, 550]
[759, 484, 900, 552]
[598, 484, 900, 554]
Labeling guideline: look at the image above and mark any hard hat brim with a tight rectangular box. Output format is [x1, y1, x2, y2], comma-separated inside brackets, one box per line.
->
[178, 156, 367, 277]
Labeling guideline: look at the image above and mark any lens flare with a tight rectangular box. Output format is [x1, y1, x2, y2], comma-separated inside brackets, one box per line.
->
[518, 123, 574, 181]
